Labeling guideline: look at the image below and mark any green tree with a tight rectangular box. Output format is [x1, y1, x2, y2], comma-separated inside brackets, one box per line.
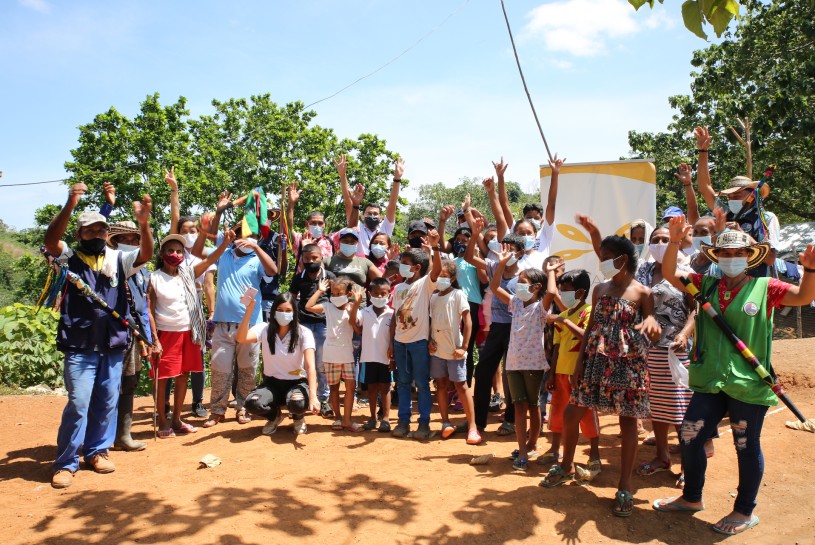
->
[627, 0, 815, 223]
[629, 0, 739, 39]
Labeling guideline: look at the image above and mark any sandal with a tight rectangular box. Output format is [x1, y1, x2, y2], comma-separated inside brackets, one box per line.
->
[652, 496, 704, 513]
[540, 464, 573, 488]
[236, 410, 251, 425]
[158, 427, 176, 439]
[612, 489, 634, 517]
[331, 419, 343, 431]
[496, 421, 515, 436]
[575, 459, 602, 483]
[676, 472, 685, 489]
[466, 428, 482, 445]
[173, 422, 198, 434]
[637, 459, 671, 476]
[343, 422, 364, 432]
[512, 458, 529, 471]
[536, 451, 562, 465]
[441, 422, 456, 439]
[202, 414, 225, 428]
[711, 514, 759, 535]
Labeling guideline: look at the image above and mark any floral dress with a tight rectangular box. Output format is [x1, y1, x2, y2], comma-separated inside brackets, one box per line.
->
[571, 294, 650, 419]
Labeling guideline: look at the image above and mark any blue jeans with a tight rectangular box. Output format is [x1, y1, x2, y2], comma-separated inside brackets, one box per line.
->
[302, 322, 328, 402]
[393, 339, 432, 425]
[680, 391, 769, 516]
[55, 350, 124, 472]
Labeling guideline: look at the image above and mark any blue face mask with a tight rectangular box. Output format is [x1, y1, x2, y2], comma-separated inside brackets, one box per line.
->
[370, 243, 387, 259]
[523, 235, 536, 251]
[560, 290, 577, 309]
[436, 277, 451, 291]
[515, 282, 534, 302]
[527, 218, 541, 231]
[692, 235, 711, 253]
[634, 243, 644, 255]
[487, 239, 501, 254]
[340, 242, 357, 257]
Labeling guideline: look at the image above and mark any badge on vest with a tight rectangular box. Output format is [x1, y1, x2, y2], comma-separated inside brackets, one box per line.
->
[110, 276, 118, 288]
[743, 302, 759, 316]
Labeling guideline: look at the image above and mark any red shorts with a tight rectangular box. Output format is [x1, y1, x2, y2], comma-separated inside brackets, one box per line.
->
[549, 373, 599, 438]
[151, 330, 203, 380]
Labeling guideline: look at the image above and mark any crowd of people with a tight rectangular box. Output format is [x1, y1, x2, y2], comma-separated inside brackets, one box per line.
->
[43, 127, 815, 537]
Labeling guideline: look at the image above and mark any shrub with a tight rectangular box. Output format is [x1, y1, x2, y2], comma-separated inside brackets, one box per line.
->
[0, 303, 63, 389]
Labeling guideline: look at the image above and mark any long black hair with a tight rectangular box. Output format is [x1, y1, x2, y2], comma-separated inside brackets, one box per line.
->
[267, 292, 300, 354]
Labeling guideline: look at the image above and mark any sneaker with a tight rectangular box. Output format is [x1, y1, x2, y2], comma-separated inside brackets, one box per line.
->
[391, 421, 410, 438]
[51, 469, 74, 489]
[412, 422, 433, 440]
[192, 402, 208, 418]
[378, 420, 392, 433]
[488, 392, 504, 413]
[293, 418, 307, 435]
[262, 414, 286, 436]
[363, 417, 377, 431]
[88, 452, 116, 474]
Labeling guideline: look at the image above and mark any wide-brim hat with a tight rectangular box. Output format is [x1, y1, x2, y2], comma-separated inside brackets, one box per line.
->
[699, 230, 771, 269]
[108, 220, 139, 240]
[717, 176, 760, 196]
[265, 206, 282, 223]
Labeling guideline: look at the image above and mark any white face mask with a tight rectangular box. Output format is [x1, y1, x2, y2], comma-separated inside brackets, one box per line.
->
[692, 235, 711, 253]
[728, 199, 744, 215]
[515, 282, 534, 302]
[182, 233, 197, 249]
[370, 296, 389, 308]
[717, 256, 748, 277]
[117, 244, 138, 253]
[308, 224, 324, 238]
[399, 263, 414, 279]
[436, 277, 451, 291]
[527, 218, 542, 231]
[648, 242, 668, 263]
[330, 295, 349, 307]
[274, 311, 294, 326]
[487, 239, 501, 254]
[560, 290, 577, 309]
[506, 255, 518, 267]
[599, 256, 622, 280]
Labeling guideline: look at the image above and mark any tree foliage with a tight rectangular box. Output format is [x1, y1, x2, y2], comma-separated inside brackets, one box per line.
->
[629, 0, 740, 39]
[627, 0, 815, 223]
[0, 304, 62, 389]
[59, 93, 403, 234]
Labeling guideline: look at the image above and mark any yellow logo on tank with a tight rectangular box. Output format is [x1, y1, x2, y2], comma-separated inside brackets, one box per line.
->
[556, 222, 631, 261]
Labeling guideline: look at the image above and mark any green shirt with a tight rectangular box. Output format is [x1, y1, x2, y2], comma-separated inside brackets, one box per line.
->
[690, 276, 777, 406]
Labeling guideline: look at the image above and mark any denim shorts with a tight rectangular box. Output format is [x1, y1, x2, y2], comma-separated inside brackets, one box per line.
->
[429, 356, 467, 382]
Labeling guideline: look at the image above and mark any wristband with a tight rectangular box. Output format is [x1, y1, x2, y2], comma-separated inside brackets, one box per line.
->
[696, 149, 708, 153]
[393, 178, 401, 183]
[669, 240, 682, 245]
[805, 267, 815, 273]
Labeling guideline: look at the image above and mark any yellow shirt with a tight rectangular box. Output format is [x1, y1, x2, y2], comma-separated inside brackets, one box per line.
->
[553, 303, 592, 375]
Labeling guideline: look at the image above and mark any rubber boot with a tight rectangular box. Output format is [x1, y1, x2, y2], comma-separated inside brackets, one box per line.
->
[114, 394, 146, 451]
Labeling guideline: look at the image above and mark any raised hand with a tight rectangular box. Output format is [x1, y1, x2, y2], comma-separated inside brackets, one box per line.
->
[545, 260, 563, 274]
[675, 163, 692, 187]
[668, 215, 691, 242]
[164, 166, 178, 190]
[350, 288, 363, 306]
[317, 278, 330, 293]
[133, 195, 152, 225]
[713, 206, 727, 234]
[496, 245, 514, 264]
[575, 212, 599, 234]
[387, 242, 401, 260]
[67, 182, 88, 207]
[427, 229, 440, 249]
[492, 157, 508, 179]
[798, 244, 815, 271]
[224, 229, 237, 244]
[301, 228, 314, 243]
[439, 205, 454, 223]
[234, 237, 258, 252]
[216, 190, 233, 213]
[482, 176, 495, 193]
[288, 182, 302, 204]
[694, 126, 711, 149]
[462, 193, 471, 212]
[351, 183, 365, 206]
[548, 154, 565, 174]
[334, 154, 347, 178]
[471, 216, 486, 235]
[102, 181, 116, 206]
[394, 157, 406, 180]
[200, 211, 214, 231]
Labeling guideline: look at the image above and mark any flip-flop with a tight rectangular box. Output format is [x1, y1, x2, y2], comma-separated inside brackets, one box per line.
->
[653, 497, 705, 513]
[173, 422, 198, 434]
[157, 428, 176, 439]
[343, 422, 364, 432]
[712, 514, 759, 535]
[637, 460, 671, 476]
[202, 414, 225, 428]
[536, 451, 561, 465]
[331, 419, 343, 431]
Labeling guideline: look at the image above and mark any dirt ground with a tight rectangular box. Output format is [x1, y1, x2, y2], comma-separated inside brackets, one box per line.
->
[2, 339, 815, 545]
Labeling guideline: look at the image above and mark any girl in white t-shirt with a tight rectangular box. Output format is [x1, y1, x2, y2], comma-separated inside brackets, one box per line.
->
[429, 260, 480, 445]
[237, 292, 320, 436]
[305, 277, 364, 432]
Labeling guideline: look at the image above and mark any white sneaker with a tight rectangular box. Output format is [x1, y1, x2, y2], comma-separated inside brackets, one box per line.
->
[262, 414, 285, 435]
[293, 419, 307, 435]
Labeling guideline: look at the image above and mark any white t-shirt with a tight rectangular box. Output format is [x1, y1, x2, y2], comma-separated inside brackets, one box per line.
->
[358, 306, 393, 364]
[151, 270, 191, 331]
[429, 289, 470, 360]
[518, 251, 546, 271]
[393, 275, 437, 343]
[323, 302, 355, 363]
[535, 220, 554, 257]
[249, 323, 315, 380]
[357, 216, 395, 256]
[184, 249, 216, 288]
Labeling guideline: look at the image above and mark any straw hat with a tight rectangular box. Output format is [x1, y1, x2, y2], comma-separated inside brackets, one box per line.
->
[717, 176, 770, 198]
[108, 220, 139, 241]
[699, 230, 771, 269]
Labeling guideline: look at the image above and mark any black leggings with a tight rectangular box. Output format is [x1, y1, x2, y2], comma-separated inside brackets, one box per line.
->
[465, 301, 481, 387]
[473, 322, 514, 430]
[245, 377, 310, 421]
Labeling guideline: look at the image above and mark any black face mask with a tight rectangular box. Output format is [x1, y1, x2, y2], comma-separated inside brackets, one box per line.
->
[304, 262, 321, 274]
[79, 238, 107, 256]
[408, 237, 424, 249]
[364, 216, 381, 230]
[453, 242, 467, 255]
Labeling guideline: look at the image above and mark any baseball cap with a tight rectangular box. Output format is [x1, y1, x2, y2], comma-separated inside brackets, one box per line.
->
[408, 220, 428, 234]
[160, 234, 187, 248]
[77, 211, 109, 230]
[338, 227, 359, 239]
[662, 206, 684, 220]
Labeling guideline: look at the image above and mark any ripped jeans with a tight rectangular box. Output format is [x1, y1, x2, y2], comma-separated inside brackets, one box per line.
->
[680, 391, 769, 516]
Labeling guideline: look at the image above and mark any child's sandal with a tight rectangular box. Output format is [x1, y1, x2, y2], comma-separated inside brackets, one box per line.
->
[331, 419, 343, 431]
[540, 464, 573, 488]
[612, 489, 634, 517]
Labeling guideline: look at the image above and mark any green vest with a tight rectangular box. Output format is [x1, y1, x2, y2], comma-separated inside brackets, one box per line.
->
[690, 276, 777, 406]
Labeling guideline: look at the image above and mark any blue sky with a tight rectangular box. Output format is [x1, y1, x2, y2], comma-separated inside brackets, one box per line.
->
[0, 0, 708, 229]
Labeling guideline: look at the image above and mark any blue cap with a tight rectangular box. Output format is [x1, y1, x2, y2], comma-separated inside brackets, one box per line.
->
[662, 206, 683, 220]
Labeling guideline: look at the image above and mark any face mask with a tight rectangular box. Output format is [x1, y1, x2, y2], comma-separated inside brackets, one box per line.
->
[308, 224, 324, 238]
[506, 255, 518, 267]
[599, 256, 622, 280]
[436, 277, 451, 291]
[304, 261, 321, 274]
[399, 263, 415, 279]
[364, 216, 381, 230]
[487, 239, 501, 254]
[453, 242, 466, 255]
[648, 242, 668, 263]
[274, 311, 294, 326]
[528, 218, 541, 230]
[681, 245, 696, 256]
[182, 233, 197, 249]
[236, 240, 256, 256]
[560, 290, 578, 308]
[634, 243, 644, 255]
[330, 295, 348, 307]
[163, 253, 184, 267]
[370, 296, 389, 308]
[717, 256, 748, 277]
[408, 237, 424, 249]
[340, 242, 357, 257]
[515, 282, 534, 302]
[459, 221, 470, 229]
[117, 244, 138, 253]
[728, 199, 744, 215]
[370, 243, 387, 259]
[79, 238, 107, 256]
[692, 235, 711, 253]
[523, 235, 536, 251]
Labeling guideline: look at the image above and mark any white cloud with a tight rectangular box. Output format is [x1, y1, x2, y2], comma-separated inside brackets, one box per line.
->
[19, 0, 51, 14]
[522, 0, 670, 57]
